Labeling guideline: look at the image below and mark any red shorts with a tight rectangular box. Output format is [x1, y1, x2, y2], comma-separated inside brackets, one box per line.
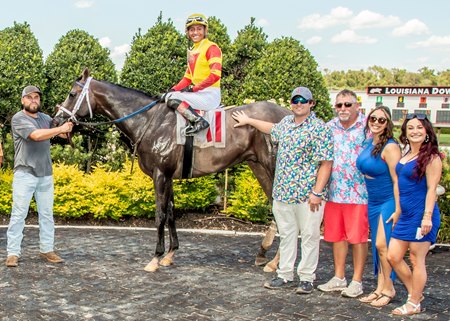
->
[323, 202, 368, 244]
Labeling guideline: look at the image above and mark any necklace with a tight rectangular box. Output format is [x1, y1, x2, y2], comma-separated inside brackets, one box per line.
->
[402, 151, 419, 163]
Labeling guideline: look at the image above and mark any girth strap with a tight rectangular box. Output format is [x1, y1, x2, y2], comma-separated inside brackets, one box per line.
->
[182, 136, 194, 179]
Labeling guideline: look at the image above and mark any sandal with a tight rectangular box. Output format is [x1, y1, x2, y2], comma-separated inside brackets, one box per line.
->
[359, 291, 381, 303]
[392, 300, 421, 316]
[408, 293, 425, 303]
[370, 292, 395, 307]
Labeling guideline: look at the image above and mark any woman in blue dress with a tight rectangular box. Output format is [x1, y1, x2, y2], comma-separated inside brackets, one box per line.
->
[388, 113, 443, 316]
[356, 106, 401, 307]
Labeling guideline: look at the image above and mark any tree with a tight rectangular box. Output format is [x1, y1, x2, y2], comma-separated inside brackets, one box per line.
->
[239, 37, 332, 120]
[44, 29, 117, 112]
[120, 13, 186, 94]
[221, 18, 268, 105]
[206, 16, 231, 57]
[44, 29, 118, 172]
[0, 22, 45, 120]
[418, 67, 437, 86]
[437, 70, 450, 86]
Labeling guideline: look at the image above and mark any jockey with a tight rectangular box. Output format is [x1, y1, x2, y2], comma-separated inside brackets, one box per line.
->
[165, 13, 222, 135]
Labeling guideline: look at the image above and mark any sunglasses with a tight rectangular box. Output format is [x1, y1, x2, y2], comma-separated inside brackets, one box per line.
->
[335, 102, 354, 108]
[369, 115, 387, 125]
[406, 113, 427, 120]
[291, 96, 309, 105]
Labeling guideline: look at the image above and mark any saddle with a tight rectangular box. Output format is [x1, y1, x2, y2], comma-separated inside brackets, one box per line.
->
[176, 107, 226, 148]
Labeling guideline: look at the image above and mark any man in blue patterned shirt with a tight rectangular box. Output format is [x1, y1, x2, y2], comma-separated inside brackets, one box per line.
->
[232, 86, 333, 294]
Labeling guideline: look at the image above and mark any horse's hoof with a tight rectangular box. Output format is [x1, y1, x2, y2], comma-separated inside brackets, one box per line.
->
[144, 261, 159, 272]
[255, 256, 269, 266]
[159, 257, 173, 267]
[263, 263, 277, 273]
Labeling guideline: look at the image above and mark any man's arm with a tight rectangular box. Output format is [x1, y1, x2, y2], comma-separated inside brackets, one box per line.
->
[28, 122, 74, 141]
[231, 110, 274, 134]
[308, 160, 333, 212]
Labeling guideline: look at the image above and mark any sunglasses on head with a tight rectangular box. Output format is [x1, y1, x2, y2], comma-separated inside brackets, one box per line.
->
[291, 96, 309, 105]
[406, 113, 427, 120]
[335, 102, 354, 108]
[369, 115, 387, 125]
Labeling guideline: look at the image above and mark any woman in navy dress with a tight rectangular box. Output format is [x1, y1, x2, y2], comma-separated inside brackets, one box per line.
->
[356, 106, 401, 307]
[388, 113, 443, 316]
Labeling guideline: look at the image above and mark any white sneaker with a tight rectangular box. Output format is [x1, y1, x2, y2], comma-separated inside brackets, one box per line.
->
[341, 280, 363, 298]
[317, 276, 347, 292]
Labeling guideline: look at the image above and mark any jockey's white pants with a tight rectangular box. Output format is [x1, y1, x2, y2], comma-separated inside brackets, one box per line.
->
[165, 87, 221, 111]
[272, 200, 324, 283]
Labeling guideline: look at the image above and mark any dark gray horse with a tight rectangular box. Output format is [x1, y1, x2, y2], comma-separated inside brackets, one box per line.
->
[55, 68, 290, 272]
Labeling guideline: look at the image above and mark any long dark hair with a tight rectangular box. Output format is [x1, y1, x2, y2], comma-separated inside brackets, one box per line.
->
[399, 115, 442, 179]
[363, 106, 395, 157]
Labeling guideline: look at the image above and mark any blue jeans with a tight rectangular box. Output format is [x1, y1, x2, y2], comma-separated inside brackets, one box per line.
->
[7, 171, 55, 256]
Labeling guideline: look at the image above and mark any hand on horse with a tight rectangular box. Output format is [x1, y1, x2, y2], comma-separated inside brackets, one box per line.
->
[232, 110, 250, 127]
[159, 88, 175, 102]
[180, 85, 194, 93]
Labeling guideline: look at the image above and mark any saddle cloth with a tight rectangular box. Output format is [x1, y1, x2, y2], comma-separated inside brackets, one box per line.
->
[176, 108, 226, 148]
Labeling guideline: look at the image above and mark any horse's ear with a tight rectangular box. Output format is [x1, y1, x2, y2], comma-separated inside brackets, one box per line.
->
[81, 67, 90, 80]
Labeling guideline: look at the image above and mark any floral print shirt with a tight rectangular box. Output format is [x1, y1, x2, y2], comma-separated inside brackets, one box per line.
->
[271, 112, 334, 204]
[326, 113, 368, 204]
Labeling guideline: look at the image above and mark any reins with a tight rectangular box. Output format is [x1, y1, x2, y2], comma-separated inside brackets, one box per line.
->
[76, 100, 159, 127]
[56, 77, 159, 127]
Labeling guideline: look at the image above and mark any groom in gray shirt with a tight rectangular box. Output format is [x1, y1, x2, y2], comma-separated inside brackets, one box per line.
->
[6, 85, 74, 267]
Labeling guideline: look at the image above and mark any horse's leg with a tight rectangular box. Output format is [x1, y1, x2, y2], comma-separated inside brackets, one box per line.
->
[247, 161, 278, 266]
[256, 221, 277, 266]
[144, 172, 171, 272]
[160, 183, 179, 267]
[263, 249, 280, 273]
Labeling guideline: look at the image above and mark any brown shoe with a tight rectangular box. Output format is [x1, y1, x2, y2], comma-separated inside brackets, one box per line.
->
[40, 251, 64, 263]
[6, 255, 19, 267]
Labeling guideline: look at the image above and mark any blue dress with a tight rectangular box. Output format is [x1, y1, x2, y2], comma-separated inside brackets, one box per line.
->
[356, 138, 396, 278]
[392, 159, 440, 243]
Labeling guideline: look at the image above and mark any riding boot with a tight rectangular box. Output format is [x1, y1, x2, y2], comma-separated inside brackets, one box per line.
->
[177, 105, 209, 135]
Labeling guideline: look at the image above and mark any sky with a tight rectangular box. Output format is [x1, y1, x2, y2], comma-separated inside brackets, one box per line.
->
[1, 0, 449, 73]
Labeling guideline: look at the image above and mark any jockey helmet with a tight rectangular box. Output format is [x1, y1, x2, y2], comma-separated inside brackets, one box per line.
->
[185, 13, 208, 30]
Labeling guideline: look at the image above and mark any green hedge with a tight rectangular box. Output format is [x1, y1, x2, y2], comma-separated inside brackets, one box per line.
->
[438, 152, 450, 243]
[0, 161, 219, 221]
[0, 160, 272, 223]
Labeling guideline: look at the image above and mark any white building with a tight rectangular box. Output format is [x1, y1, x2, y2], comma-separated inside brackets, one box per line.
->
[330, 86, 450, 128]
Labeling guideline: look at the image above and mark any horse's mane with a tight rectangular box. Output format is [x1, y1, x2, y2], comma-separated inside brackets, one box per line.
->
[76, 75, 161, 101]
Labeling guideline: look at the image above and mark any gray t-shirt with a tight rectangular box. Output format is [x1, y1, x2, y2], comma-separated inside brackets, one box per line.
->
[11, 111, 53, 177]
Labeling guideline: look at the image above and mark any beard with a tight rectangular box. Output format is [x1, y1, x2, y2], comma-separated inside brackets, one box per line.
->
[23, 103, 41, 114]
[338, 112, 350, 122]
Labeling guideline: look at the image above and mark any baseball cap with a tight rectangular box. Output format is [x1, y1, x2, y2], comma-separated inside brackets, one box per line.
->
[290, 86, 313, 101]
[22, 85, 42, 98]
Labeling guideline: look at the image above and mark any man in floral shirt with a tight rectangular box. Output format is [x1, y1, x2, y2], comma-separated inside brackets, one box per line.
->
[232, 86, 333, 294]
[317, 89, 369, 298]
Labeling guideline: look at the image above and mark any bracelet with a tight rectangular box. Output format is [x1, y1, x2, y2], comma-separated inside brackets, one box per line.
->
[311, 190, 323, 198]
[423, 210, 432, 219]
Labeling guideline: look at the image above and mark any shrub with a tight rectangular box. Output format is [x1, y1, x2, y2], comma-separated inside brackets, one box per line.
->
[0, 161, 219, 221]
[0, 170, 13, 214]
[438, 152, 450, 243]
[226, 165, 271, 222]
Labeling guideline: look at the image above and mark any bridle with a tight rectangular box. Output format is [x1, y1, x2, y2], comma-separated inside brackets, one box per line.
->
[55, 77, 94, 123]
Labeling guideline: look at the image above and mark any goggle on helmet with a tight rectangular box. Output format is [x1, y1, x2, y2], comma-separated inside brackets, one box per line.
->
[185, 14, 208, 30]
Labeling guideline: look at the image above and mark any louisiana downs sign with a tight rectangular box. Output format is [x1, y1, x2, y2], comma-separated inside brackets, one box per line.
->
[367, 86, 450, 96]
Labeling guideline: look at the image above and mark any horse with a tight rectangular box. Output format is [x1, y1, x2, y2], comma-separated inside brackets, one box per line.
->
[55, 68, 290, 272]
